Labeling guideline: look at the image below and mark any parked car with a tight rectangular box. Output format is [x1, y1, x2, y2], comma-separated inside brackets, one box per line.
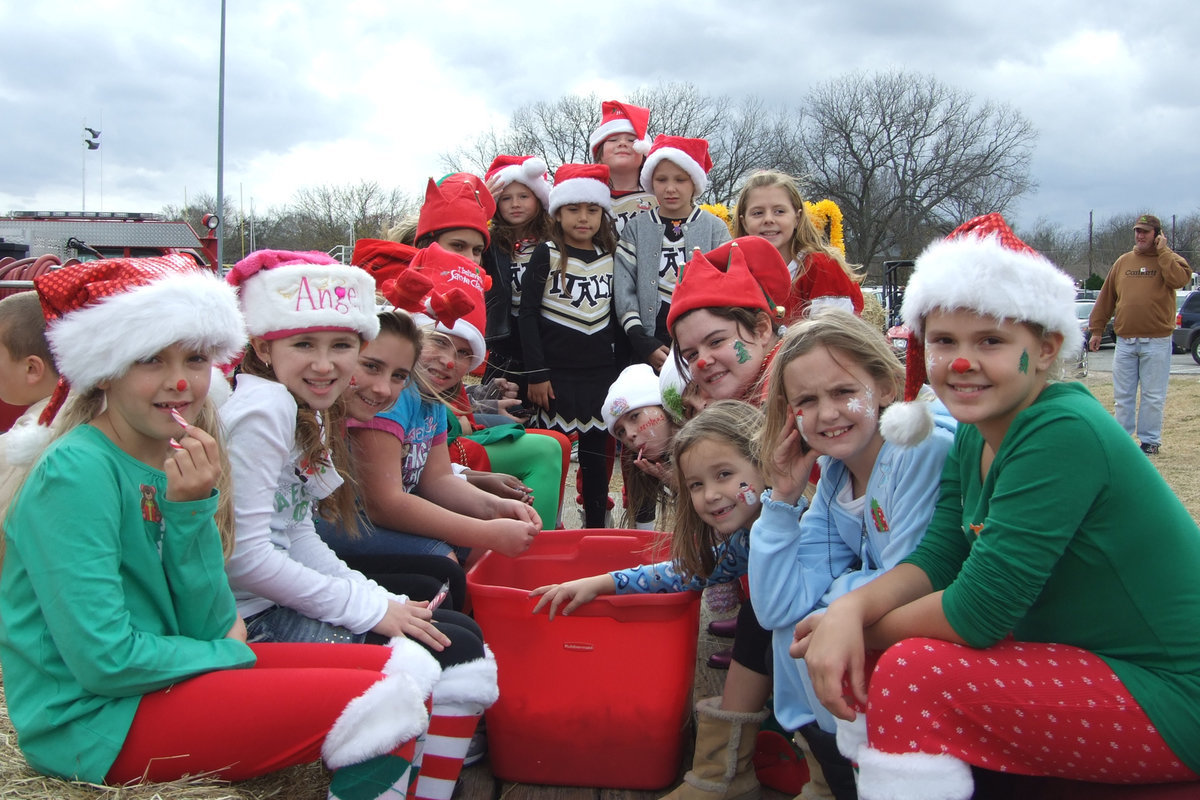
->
[1172, 289, 1200, 365]
[1075, 301, 1115, 347]
[1173, 291, 1191, 353]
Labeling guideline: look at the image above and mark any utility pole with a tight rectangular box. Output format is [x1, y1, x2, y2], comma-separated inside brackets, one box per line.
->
[216, 0, 227, 269]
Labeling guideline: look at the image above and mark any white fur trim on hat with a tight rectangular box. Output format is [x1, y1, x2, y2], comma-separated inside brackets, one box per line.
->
[880, 384, 937, 448]
[658, 348, 690, 424]
[47, 270, 246, 393]
[588, 120, 652, 156]
[640, 147, 708, 197]
[548, 177, 614, 218]
[602, 363, 663, 434]
[238, 261, 380, 342]
[854, 746, 974, 800]
[321, 670, 429, 770]
[413, 312, 486, 371]
[492, 157, 551, 212]
[901, 234, 1080, 362]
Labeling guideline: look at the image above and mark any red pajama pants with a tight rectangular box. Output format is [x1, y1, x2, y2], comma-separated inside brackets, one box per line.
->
[108, 642, 396, 783]
[860, 638, 1197, 783]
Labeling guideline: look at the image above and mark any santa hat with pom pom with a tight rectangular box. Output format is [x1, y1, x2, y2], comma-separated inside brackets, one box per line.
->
[485, 155, 551, 213]
[548, 163, 613, 217]
[639, 135, 714, 197]
[377, 243, 491, 370]
[589, 100, 652, 160]
[880, 213, 1078, 447]
[8, 255, 246, 464]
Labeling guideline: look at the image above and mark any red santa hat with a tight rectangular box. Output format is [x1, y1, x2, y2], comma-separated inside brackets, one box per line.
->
[639, 135, 714, 196]
[416, 173, 495, 246]
[484, 155, 551, 213]
[588, 100, 652, 159]
[880, 213, 1078, 446]
[379, 243, 491, 370]
[548, 163, 613, 217]
[667, 239, 788, 334]
[226, 249, 379, 342]
[11, 255, 246, 462]
[352, 238, 419, 288]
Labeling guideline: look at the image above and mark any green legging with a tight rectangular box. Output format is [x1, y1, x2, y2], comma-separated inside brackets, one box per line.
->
[468, 429, 569, 530]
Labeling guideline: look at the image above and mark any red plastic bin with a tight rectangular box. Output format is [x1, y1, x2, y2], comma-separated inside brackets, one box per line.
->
[467, 529, 701, 789]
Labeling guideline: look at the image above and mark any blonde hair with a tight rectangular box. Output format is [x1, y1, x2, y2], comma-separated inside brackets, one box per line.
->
[733, 170, 861, 284]
[2, 381, 238, 565]
[670, 400, 764, 581]
[758, 309, 902, 486]
[238, 347, 360, 536]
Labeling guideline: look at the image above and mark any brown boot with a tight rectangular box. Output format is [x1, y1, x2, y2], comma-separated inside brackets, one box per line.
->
[660, 697, 769, 800]
[792, 730, 834, 800]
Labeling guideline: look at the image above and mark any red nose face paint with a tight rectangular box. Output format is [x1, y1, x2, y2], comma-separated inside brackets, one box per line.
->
[695, 358, 709, 369]
[176, 379, 188, 392]
[951, 358, 971, 374]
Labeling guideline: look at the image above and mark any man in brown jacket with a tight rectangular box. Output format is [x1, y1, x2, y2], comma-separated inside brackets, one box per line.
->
[1089, 214, 1192, 454]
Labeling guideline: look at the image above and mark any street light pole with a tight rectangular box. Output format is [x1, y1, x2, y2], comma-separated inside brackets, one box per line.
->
[216, 0, 227, 270]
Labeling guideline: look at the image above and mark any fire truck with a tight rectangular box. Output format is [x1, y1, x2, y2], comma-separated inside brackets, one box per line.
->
[0, 210, 220, 271]
[0, 211, 221, 430]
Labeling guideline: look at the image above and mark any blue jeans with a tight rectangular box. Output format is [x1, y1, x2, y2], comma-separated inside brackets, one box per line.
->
[245, 605, 363, 644]
[1112, 336, 1171, 446]
[316, 516, 456, 559]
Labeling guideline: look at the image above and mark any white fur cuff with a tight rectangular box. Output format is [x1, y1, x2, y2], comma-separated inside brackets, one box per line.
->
[855, 746, 973, 800]
[835, 714, 868, 761]
[322, 671, 429, 770]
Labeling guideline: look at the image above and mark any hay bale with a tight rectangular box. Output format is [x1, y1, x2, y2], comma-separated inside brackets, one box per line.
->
[0, 673, 328, 799]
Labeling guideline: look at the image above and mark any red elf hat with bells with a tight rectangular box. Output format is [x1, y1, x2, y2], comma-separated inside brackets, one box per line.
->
[352, 238, 419, 288]
[9, 255, 246, 464]
[639, 135, 715, 196]
[589, 100, 652, 159]
[379, 243, 492, 370]
[416, 173, 496, 247]
[666, 238, 789, 335]
[880, 212, 1078, 447]
[484, 155, 551, 213]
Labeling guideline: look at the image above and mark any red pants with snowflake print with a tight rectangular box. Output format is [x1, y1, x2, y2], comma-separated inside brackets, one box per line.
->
[859, 638, 1197, 783]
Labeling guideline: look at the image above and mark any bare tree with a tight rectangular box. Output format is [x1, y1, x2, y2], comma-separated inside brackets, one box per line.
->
[288, 180, 417, 253]
[799, 70, 1037, 271]
[442, 83, 805, 205]
[1019, 219, 1087, 281]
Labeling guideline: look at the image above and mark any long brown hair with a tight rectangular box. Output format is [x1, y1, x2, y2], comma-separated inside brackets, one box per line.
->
[491, 186, 553, 256]
[238, 346, 359, 535]
[669, 400, 764, 581]
[548, 207, 618, 277]
[733, 170, 862, 284]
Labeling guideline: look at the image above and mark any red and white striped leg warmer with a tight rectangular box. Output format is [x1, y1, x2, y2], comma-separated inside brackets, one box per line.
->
[412, 647, 499, 800]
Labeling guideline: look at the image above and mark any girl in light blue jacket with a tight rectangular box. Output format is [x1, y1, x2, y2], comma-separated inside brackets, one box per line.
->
[749, 309, 955, 799]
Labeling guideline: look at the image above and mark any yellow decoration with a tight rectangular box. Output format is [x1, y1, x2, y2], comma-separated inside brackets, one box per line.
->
[699, 203, 733, 236]
[804, 199, 845, 257]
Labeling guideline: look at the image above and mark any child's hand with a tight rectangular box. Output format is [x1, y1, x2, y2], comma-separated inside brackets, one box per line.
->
[795, 605, 869, 722]
[484, 517, 539, 557]
[226, 615, 248, 643]
[767, 410, 818, 505]
[529, 575, 615, 619]
[493, 378, 519, 399]
[528, 381, 554, 410]
[468, 471, 533, 504]
[497, 397, 531, 422]
[373, 599, 452, 651]
[647, 345, 670, 371]
[633, 452, 676, 489]
[164, 421, 221, 504]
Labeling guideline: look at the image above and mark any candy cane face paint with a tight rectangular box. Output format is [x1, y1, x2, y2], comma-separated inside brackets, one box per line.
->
[673, 309, 773, 401]
[613, 406, 672, 460]
[781, 345, 895, 473]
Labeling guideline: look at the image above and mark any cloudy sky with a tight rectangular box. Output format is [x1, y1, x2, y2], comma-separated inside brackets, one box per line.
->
[2, 1, 1197, 234]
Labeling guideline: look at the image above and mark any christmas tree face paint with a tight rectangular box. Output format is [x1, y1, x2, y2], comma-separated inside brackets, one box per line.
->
[1019, 350, 1029, 374]
[733, 340, 751, 364]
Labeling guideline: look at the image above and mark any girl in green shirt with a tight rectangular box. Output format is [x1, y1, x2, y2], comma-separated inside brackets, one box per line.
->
[0, 256, 439, 799]
[792, 215, 1200, 799]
